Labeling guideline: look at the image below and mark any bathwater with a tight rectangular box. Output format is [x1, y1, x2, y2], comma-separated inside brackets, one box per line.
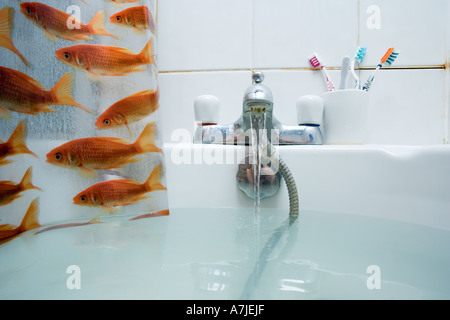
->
[1, 207, 449, 299]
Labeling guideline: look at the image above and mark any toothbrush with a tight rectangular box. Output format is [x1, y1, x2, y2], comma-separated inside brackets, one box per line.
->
[309, 53, 336, 91]
[339, 56, 350, 90]
[362, 48, 399, 91]
[350, 46, 367, 89]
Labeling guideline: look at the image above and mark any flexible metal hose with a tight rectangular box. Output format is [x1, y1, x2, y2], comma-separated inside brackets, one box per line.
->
[261, 144, 299, 218]
[278, 157, 299, 217]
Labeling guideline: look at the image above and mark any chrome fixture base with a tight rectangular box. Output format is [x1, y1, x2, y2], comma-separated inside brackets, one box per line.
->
[193, 71, 323, 199]
[194, 70, 323, 146]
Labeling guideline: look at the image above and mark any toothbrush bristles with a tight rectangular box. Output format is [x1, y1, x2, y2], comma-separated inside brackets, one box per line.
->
[380, 47, 395, 64]
[384, 50, 399, 66]
[309, 54, 321, 68]
[354, 46, 367, 64]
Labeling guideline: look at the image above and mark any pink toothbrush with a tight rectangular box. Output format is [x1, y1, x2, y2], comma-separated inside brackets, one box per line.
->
[309, 53, 335, 91]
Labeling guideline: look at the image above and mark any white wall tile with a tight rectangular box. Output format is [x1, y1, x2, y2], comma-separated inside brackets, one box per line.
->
[359, 0, 447, 67]
[157, 0, 252, 71]
[362, 69, 446, 145]
[253, 0, 359, 69]
[257, 69, 341, 126]
[446, 1, 450, 144]
[446, 68, 449, 144]
[156, 0, 448, 145]
[158, 69, 342, 143]
[158, 71, 252, 143]
[251, 69, 446, 145]
[448, 0, 450, 61]
[158, 69, 446, 146]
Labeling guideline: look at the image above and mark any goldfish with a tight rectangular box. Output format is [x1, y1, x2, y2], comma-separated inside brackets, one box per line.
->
[0, 120, 37, 166]
[110, 6, 155, 34]
[0, 198, 40, 244]
[0, 167, 41, 206]
[20, 3, 118, 42]
[46, 122, 162, 178]
[0, 6, 29, 66]
[95, 88, 159, 136]
[129, 209, 169, 221]
[73, 163, 167, 211]
[106, 0, 140, 6]
[34, 216, 101, 235]
[55, 39, 155, 79]
[0, 67, 91, 118]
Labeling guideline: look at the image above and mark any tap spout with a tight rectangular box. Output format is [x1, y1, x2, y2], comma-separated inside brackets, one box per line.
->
[242, 71, 274, 130]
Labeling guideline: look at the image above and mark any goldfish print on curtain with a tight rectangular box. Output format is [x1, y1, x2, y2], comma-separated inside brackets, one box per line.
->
[0, 0, 168, 244]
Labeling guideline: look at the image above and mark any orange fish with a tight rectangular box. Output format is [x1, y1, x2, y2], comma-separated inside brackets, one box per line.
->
[20, 3, 118, 42]
[0, 66, 91, 118]
[34, 216, 101, 235]
[55, 39, 155, 79]
[106, 0, 140, 5]
[0, 167, 41, 206]
[73, 163, 167, 211]
[129, 209, 169, 221]
[0, 198, 40, 244]
[95, 88, 159, 136]
[110, 6, 155, 34]
[46, 122, 162, 177]
[0, 120, 37, 166]
[0, 6, 29, 66]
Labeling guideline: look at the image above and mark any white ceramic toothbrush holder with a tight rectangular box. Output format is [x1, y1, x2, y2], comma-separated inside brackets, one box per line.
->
[321, 89, 370, 145]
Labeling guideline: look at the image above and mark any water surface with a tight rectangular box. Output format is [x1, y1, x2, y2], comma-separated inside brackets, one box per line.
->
[0, 207, 449, 299]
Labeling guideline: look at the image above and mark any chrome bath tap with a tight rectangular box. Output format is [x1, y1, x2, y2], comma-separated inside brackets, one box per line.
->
[193, 71, 323, 199]
[193, 71, 323, 146]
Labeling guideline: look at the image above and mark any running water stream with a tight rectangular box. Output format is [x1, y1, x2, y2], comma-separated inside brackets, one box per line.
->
[241, 112, 300, 299]
[250, 112, 266, 216]
[241, 112, 267, 298]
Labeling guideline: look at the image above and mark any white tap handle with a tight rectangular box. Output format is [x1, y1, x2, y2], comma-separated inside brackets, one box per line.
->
[194, 95, 220, 124]
[296, 95, 324, 126]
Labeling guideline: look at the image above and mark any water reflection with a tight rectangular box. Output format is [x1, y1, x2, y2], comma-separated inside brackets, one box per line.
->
[191, 262, 251, 299]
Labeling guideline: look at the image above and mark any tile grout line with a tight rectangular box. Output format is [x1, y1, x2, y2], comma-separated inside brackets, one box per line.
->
[250, 0, 255, 77]
[357, 0, 361, 87]
[159, 65, 446, 75]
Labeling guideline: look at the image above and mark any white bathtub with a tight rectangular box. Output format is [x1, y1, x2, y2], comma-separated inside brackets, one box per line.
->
[165, 144, 450, 229]
[1, 144, 449, 300]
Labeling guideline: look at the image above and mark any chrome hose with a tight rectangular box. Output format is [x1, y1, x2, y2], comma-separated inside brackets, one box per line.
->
[278, 156, 299, 217]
